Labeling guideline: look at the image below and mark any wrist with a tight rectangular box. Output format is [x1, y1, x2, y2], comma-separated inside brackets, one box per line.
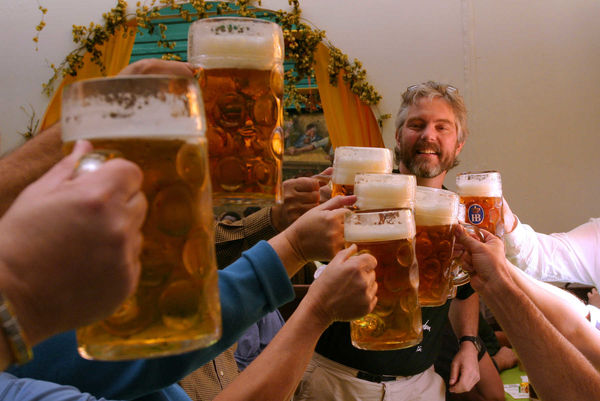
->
[268, 231, 307, 277]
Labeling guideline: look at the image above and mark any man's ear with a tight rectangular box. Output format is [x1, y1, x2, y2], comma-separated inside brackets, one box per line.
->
[455, 140, 465, 157]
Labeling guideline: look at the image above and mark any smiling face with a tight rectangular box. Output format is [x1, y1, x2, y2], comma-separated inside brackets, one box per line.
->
[396, 97, 464, 179]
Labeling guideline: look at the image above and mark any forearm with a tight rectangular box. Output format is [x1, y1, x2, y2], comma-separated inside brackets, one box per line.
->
[0, 124, 62, 216]
[268, 232, 306, 278]
[449, 293, 479, 337]
[215, 297, 330, 401]
[509, 262, 600, 368]
[481, 279, 600, 400]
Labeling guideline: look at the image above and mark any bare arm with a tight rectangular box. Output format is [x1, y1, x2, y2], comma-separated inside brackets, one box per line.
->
[508, 262, 600, 369]
[0, 124, 63, 216]
[214, 246, 377, 401]
[457, 226, 600, 401]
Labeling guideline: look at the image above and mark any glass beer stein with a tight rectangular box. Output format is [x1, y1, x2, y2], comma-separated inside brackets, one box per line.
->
[331, 147, 393, 197]
[345, 209, 422, 350]
[354, 173, 416, 211]
[188, 17, 284, 207]
[62, 75, 221, 360]
[414, 186, 465, 306]
[456, 171, 504, 237]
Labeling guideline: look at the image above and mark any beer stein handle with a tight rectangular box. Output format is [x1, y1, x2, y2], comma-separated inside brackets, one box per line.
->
[73, 150, 123, 177]
[450, 259, 471, 286]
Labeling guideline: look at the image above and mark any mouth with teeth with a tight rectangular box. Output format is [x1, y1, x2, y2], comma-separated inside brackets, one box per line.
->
[415, 148, 439, 157]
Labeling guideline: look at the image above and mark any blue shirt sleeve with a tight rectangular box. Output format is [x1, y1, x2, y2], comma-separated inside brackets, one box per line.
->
[8, 241, 294, 400]
[0, 372, 107, 401]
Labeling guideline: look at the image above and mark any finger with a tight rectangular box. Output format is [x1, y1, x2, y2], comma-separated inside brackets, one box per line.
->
[82, 159, 143, 200]
[330, 244, 358, 264]
[126, 191, 148, 230]
[448, 361, 459, 386]
[286, 176, 320, 193]
[317, 195, 357, 211]
[42, 140, 94, 188]
[454, 224, 484, 251]
[318, 166, 333, 176]
[353, 252, 377, 272]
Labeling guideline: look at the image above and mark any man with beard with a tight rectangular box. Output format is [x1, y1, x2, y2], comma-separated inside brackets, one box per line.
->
[295, 82, 491, 401]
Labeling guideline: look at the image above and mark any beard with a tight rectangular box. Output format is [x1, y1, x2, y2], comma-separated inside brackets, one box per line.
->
[399, 141, 460, 178]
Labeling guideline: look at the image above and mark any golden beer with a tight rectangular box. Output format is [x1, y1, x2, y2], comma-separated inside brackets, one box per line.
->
[188, 17, 284, 207]
[414, 186, 459, 306]
[354, 173, 416, 211]
[331, 147, 393, 197]
[345, 210, 422, 350]
[62, 76, 221, 360]
[456, 171, 503, 237]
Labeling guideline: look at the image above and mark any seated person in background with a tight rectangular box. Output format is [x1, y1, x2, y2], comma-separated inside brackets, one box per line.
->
[502, 199, 600, 327]
[589, 288, 600, 309]
[0, 140, 145, 370]
[456, 225, 600, 401]
[285, 123, 327, 155]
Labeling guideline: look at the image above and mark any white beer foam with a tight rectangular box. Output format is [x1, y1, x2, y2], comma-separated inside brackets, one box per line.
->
[188, 27, 281, 70]
[355, 181, 415, 210]
[345, 222, 415, 242]
[456, 181, 502, 197]
[332, 148, 393, 185]
[415, 187, 458, 226]
[62, 96, 203, 142]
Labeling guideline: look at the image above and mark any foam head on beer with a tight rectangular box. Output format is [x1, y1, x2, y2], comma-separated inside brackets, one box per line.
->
[332, 147, 393, 187]
[414, 186, 459, 226]
[455, 171, 502, 198]
[62, 76, 205, 141]
[354, 173, 416, 211]
[188, 17, 283, 70]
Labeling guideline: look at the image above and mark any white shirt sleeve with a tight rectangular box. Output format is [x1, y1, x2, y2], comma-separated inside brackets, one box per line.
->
[504, 218, 600, 288]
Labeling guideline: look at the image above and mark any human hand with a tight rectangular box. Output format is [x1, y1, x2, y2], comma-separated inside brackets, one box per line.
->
[315, 166, 333, 203]
[281, 194, 355, 264]
[0, 141, 146, 345]
[118, 59, 195, 77]
[302, 245, 377, 326]
[454, 225, 512, 294]
[270, 176, 322, 232]
[448, 343, 480, 393]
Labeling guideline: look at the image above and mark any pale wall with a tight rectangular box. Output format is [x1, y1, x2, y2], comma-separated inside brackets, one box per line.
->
[1, 0, 598, 233]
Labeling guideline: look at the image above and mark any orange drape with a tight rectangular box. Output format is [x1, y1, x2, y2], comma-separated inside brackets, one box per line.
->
[39, 20, 137, 131]
[313, 42, 384, 149]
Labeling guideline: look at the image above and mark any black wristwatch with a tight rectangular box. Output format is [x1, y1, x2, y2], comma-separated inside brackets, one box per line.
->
[459, 336, 485, 360]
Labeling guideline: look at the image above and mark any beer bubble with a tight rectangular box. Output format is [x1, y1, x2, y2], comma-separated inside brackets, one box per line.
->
[102, 296, 153, 337]
[422, 258, 441, 280]
[253, 94, 277, 126]
[151, 185, 195, 237]
[183, 228, 212, 279]
[159, 281, 201, 331]
[396, 240, 415, 268]
[354, 314, 385, 338]
[270, 64, 284, 97]
[214, 92, 247, 129]
[270, 128, 283, 159]
[139, 233, 181, 286]
[176, 142, 206, 185]
[416, 234, 433, 259]
[216, 156, 245, 191]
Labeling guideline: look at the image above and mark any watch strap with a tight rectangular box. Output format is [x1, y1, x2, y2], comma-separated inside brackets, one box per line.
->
[459, 335, 486, 361]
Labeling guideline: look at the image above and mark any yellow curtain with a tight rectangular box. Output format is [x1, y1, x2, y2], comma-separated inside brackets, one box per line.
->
[39, 20, 137, 131]
[313, 42, 384, 149]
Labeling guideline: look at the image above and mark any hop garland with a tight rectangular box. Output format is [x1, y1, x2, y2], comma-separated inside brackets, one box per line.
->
[37, 0, 386, 116]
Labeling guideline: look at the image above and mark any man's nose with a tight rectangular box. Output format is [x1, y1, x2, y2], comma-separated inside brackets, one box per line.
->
[420, 123, 437, 141]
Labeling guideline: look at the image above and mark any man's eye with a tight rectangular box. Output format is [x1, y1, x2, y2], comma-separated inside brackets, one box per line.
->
[408, 123, 423, 130]
[437, 124, 451, 132]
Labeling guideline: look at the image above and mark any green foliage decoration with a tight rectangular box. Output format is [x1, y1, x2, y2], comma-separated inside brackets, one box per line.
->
[37, 0, 387, 121]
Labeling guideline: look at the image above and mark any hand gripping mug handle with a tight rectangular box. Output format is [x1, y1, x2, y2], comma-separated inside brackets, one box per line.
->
[449, 222, 485, 287]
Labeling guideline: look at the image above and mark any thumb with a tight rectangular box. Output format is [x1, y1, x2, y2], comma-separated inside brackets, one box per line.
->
[448, 360, 459, 386]
[316, 194, 356, 211]
[40, 140, 94, 188]
[330, 244, 358, 264]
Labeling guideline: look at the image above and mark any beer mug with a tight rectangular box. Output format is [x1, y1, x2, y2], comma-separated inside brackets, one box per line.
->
[331, 147, 393, 197]
[354, 173, 416, 211]
[188, 17, 284, 207]
[62, 76, 222, 360]
[414, 186, 464, 307]
[345, 209, 422, 350]
[456, 171, 504, 237]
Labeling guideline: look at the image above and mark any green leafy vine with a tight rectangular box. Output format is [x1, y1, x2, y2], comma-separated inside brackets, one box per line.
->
[39, 0, 387, 121]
